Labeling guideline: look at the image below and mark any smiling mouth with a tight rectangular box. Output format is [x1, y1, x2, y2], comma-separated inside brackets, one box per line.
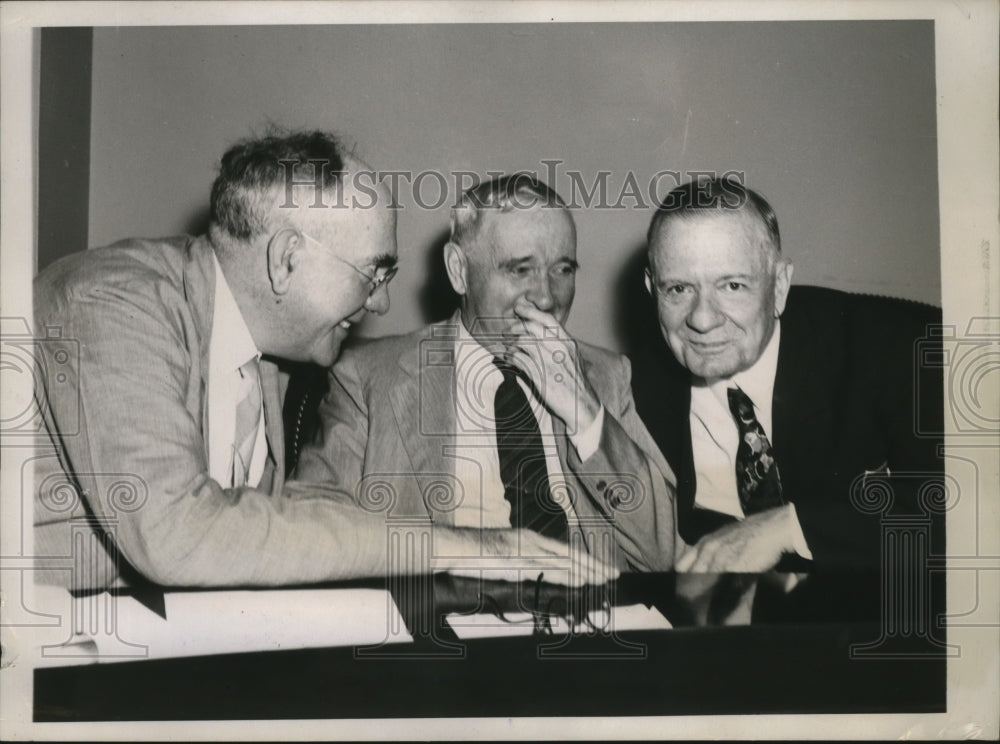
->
[688, 339, 730, 353]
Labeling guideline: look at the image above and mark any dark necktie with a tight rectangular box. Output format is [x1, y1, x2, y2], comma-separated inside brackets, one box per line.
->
[282, 361, 330, 476]
[493, 360, 569, 541]
[727, 386, 784, 515]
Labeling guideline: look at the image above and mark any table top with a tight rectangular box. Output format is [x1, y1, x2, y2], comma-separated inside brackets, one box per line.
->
[33, 569, 948, 722]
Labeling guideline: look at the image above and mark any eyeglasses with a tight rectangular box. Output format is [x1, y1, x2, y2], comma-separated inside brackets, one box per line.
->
[300, 231, 399, 297]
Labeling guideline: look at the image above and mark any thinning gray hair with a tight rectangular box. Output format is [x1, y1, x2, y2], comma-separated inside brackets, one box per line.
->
[449, 173, 569, 248]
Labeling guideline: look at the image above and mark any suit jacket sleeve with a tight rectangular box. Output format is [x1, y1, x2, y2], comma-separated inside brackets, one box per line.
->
[564, 354, 677, 572]
[36, 282, 390, 587]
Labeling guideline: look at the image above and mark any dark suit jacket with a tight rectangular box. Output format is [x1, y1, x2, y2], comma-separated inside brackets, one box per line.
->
[631, 285, 945, 572]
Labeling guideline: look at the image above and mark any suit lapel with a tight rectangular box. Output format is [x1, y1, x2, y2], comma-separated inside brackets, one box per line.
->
[551, 415, 570, 468]
[184, 237, 218, 473]
[551, 351, 592, 546]
[389, 322, 457, 519]
[674, 383, 696, 517]
[641, 345, 696, 516]
[772, 298, 832, 451]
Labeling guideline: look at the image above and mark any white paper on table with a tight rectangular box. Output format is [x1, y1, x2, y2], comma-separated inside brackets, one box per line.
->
[445, 603, 671, 640]
[35, 586, 411, 665]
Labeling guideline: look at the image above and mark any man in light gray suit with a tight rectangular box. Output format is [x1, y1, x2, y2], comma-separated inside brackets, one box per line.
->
[33, 133, 596, 589]
[296, 174, 677, 573]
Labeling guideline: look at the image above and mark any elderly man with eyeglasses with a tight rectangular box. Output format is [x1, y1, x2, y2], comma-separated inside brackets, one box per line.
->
[33, 131, 605, 590]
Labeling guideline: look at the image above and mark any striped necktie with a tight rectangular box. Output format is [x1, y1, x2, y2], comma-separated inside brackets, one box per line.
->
[493, 359, 569, 541]
[232, 357, 262, 488]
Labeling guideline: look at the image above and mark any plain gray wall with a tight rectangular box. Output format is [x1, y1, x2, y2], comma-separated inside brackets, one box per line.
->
[88, 22, 939, 351]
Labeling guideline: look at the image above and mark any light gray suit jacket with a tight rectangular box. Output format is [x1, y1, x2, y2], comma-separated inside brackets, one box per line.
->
[295, 320, 677, 572]
[33, 236, 389, 589]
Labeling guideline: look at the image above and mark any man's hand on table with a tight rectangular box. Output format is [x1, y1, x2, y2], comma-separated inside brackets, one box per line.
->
[676, 503, 801, 573]
[435, 527, 620, 587]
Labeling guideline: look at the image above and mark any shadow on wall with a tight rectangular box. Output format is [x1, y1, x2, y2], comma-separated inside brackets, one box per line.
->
[613, 241, 665, 359]
[417, 226, 461, 324]
[183, 207, 210, 237]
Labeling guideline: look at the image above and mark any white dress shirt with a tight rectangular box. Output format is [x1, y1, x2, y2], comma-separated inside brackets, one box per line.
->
[449, 321, 604, 529]
[689, 323, 812, 558]
[207, 252, 266, 489]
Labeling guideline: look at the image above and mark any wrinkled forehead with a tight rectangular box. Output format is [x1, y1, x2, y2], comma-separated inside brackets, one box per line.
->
[650, 210, 774, 272]
[475, 204, 576, 256]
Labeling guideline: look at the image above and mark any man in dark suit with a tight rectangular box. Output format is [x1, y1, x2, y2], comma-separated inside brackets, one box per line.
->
[632, 177, 944, 584]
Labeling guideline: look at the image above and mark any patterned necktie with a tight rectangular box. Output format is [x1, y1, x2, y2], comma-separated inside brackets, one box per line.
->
[232, 357, 262, 488]
[493, 360, 569, 541]
[727, 386, 784, 515]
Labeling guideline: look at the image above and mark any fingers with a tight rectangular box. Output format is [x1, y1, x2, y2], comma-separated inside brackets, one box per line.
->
[676, 537, 726, 573]
[501, 329, 576, 376]
[513, 317, 562, 342]
[571, 545, 621, 585]
[502, 344, 565, 389]
[509, 300, 569, 344]
[437, 528, 616, 585]
[675, 543, 698, 572]
[517, 529, 620, 586]
[444, 566, 541, 585]
[500, 302, 577, 379]
[437, 554, 616, 587]
[675, 527, 784, 574]
[513, 297, 560, 328]
[443, 564, 608, 587]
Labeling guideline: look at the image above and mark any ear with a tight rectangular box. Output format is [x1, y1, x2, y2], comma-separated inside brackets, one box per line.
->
[644, 267, 654, 297]
[443, 241, 468, 296]
[266, 228, 301, 295]
[773, 258, 794, 317]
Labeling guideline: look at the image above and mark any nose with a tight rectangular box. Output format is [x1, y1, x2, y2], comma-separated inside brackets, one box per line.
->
[364, 284, 391, 316]
[525, 275, 555, 312]
[686, 290, 724, 333]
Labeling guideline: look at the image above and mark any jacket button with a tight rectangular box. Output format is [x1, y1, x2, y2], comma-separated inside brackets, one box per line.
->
[608, 489, 622, 509]
[596, 479, 607, 492]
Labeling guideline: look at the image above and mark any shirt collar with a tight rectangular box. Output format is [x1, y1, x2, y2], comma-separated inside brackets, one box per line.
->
[210, 250, 261, 372]
[455, 314, 502, 391]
